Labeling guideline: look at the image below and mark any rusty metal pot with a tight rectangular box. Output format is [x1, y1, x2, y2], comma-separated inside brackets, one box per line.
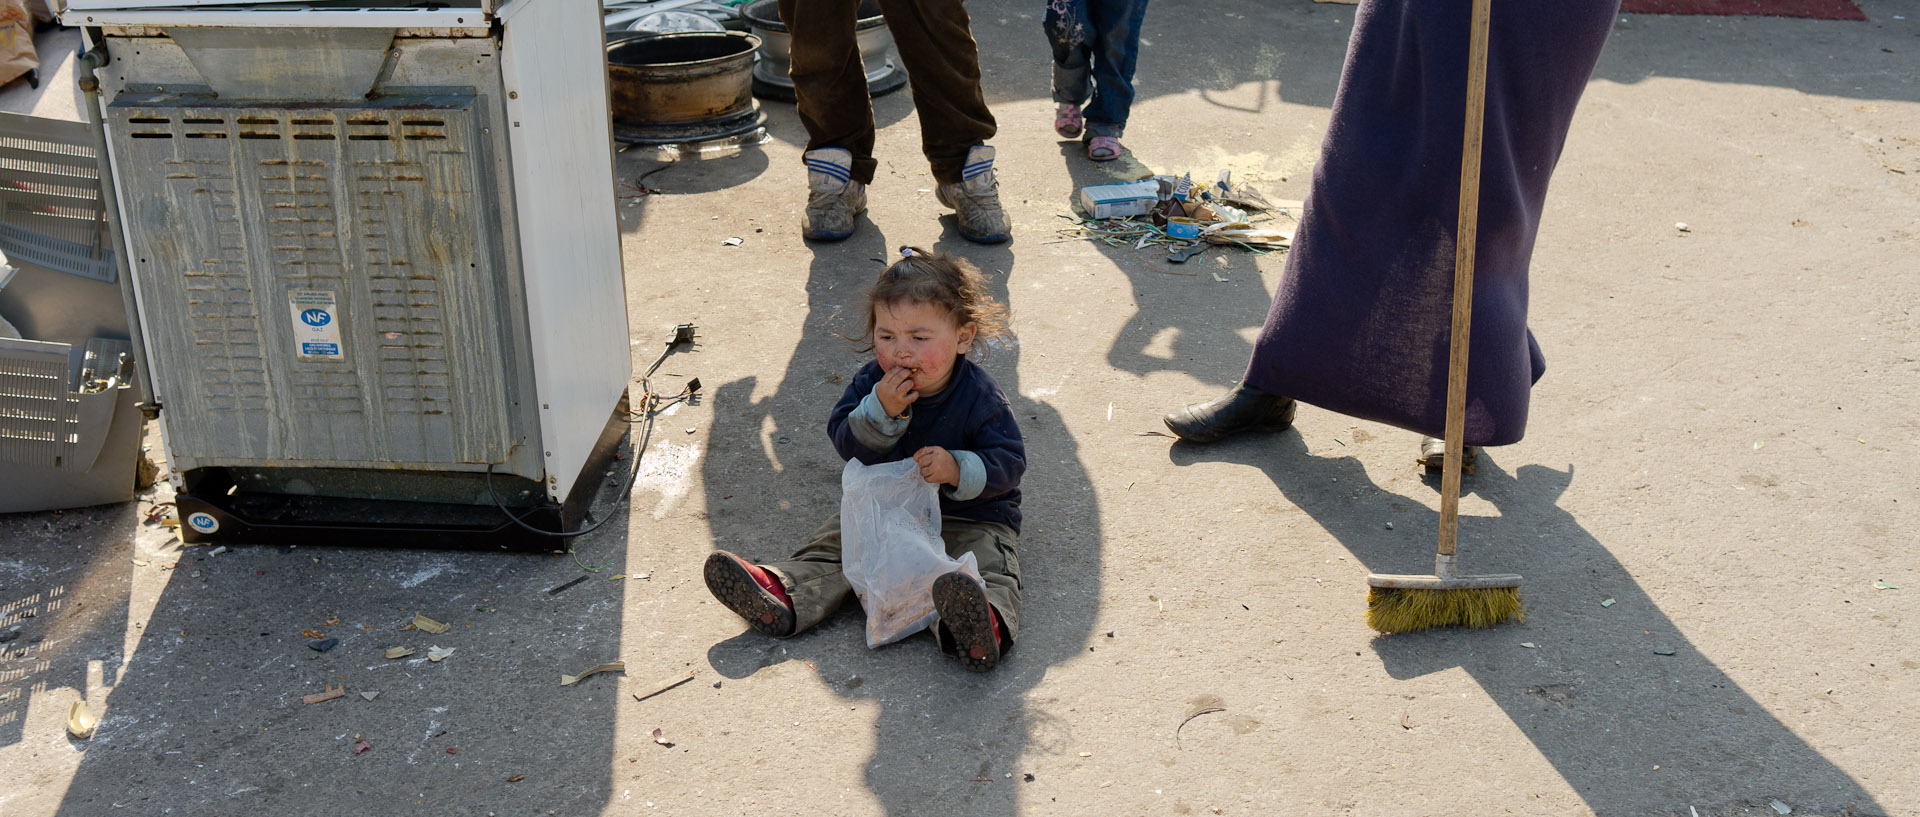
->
[605, 31, 764, 144]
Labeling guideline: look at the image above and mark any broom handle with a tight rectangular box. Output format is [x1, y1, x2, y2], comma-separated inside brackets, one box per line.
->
[1438, 0, 1492, 563]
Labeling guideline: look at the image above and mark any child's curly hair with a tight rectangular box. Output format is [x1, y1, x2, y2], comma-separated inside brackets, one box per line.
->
[859, 246, 1012, 352]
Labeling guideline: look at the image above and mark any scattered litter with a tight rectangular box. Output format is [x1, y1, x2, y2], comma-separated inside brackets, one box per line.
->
[1653, 646, 1677, 656]
[1771, 799, 1792, 815]
[722, 236, 743, 247]
[508, 775, 526, 783]
[132, 558, 149, 567]
[303, 683, 346, 705]
[1600, 598, 1616, 608]
[309, 638, 339, 652]
[447, 747, 457, 755]
[353, 739, 372, 755]
[208, 546, 228, 556]
[1873, 580, 1899, 590]
[1078, 179, 1160, 219]
[414, 613, 451, 634]
[1210, 272, 1228, 283]
[652, 728, 674, 747]
[301, 629, 326, 639]
[428, 646, 455, 662]
[66, 701, 97, 739]
[1167, 242, 1207, 264]
[1521, 642, 1537, 649]
[360, 691, 380, 701]
[1078, 752, 1093, 758]
[561, 661, 626, 686]
[1675, 222, 1691, 232]
[1176, 695, 1227, 749]
[1023, 773, 1035, 782]
[385, 646, 416, 659]
[631, 669, 699, 702]
[1135, 430, 1178, 439]
[1063, 170, 1295, 263]
[548, 576, 591, 595]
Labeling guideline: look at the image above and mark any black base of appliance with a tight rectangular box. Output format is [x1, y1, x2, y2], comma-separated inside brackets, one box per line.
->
[171, 393, 632, 551]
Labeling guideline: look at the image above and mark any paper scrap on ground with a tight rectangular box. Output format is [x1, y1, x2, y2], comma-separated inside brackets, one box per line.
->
[414, 613, 451, 634]
[303, 684, 346, 705]
[630, 670, 699, 702]
[428, 646, 455, 662]
[561, 661, 626, 686]
[386, 646, 415, 659]
[66, 702, 98, 739]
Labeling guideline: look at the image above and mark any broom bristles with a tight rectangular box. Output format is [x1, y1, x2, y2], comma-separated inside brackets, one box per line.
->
[1366, 585, 1524, 634]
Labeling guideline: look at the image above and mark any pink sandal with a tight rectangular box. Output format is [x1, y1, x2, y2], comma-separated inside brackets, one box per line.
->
[1086, 135, 1121, 162]
[1054, 104, 1084, 139]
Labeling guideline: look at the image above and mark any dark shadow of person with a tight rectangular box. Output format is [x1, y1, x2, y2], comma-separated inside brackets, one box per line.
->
[1169, 432, 1885, 817]
[37, 499, 633, 816]
[702, 232, 1103, 816]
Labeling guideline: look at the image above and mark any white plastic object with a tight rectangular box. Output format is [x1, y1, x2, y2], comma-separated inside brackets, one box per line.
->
[839, 458, 980, 648]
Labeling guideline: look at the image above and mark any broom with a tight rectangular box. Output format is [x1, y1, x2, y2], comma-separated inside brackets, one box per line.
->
[1365, 0, 1524, 634]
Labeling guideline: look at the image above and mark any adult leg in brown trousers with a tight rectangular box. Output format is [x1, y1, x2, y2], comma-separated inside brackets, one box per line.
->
[779, 0, 1011, 244]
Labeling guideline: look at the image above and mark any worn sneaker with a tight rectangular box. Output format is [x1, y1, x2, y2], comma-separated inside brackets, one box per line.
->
[932, 571, 1002, 672]
[703, 551, 795, 637]
[934, 145, 1011, 244]
[802, 147, 866, 242]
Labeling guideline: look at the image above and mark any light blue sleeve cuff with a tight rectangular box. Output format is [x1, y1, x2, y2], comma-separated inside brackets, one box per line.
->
[849, 391, 910, 450]
[943, 450, 987, 501]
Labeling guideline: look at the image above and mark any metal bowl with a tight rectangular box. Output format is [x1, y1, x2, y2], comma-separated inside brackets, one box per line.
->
[605, 31, 766, 144]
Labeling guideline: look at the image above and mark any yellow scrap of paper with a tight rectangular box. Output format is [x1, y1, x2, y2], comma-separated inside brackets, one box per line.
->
[385, 646, 415, 659]
[560, 661, 626, 686]
[67, 702, 98, 739]
[414, 613, 451, 634]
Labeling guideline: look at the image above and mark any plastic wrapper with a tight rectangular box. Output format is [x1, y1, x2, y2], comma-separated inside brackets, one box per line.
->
[839, 458, 980, 648]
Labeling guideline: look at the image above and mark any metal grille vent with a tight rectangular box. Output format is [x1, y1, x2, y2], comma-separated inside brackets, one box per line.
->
[108, 96, 512, 467]
[0, 339, 79, 468]
[0, 112, 116, 283]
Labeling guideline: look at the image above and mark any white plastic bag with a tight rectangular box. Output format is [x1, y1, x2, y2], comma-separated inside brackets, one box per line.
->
[840, 458, 980, 648]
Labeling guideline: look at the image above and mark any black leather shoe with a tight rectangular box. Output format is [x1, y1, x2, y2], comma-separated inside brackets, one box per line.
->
[1163, 382, 1297, 443]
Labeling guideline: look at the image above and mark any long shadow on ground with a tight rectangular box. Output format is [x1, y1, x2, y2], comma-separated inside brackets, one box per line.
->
[1171, 432, 1885, 817]
[700, 228, 1104, 815]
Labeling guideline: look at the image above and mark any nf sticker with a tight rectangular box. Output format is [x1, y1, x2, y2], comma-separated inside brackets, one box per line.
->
[289, 290, 344, 359]
[186, 512, 220, 534]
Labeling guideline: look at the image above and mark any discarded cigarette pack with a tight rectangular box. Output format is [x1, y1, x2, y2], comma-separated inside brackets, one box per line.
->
[1078, 180, 1161, 219]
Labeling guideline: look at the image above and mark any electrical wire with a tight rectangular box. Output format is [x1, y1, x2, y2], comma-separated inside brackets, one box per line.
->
[483, 330, 697, 543]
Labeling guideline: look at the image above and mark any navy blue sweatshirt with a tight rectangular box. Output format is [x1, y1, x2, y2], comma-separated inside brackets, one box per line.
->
[827, 357, 1025, 533]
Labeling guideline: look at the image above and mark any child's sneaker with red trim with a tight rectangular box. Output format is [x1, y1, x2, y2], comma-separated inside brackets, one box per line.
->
[704, 551, 795, 637]
[932, 571, 1004, 672]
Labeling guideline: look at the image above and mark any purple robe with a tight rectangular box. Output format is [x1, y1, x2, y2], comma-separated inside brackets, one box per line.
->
[1244, 0, 1618, 446]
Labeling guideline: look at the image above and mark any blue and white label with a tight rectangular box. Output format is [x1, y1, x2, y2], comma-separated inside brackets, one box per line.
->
[289, 290, 344, 359]
[186, 512, 220, 534]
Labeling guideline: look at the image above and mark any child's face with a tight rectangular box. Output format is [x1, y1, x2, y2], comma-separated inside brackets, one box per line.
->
[873, 299, 975, 395]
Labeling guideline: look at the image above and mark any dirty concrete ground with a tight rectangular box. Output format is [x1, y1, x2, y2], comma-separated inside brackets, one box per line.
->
[2, 2, 1916, 815]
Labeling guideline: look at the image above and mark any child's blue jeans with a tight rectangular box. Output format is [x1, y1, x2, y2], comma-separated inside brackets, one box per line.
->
[1044, 0, 1152, 139]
